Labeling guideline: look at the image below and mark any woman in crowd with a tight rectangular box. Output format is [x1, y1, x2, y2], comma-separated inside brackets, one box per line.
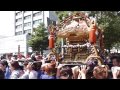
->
[59, 66, 73, 79]
[19, 61, 29, 79]
[9, 61, 22, 79]
[0, 60, 11, 79]
[0, 68, 5, 79]
[92, 65, 109, 79]
[40, 63, 56, 79]
[26, 62, 38, 79]
[56, 64, 74, 79]
[111, 55, 120, 79]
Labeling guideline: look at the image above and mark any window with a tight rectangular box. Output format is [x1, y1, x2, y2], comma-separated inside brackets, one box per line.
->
[24, 15, 31, 20]
[16, 18, 22, 23]
[16, 24, 22, 29]
[24, 29, 31, 34]
[47, 18, 51, 26]
[33, 19, 42, 25]
[24, 22, 31, 27]
[16, 11, 22, 16]
[47, 17, 56, 26]
[53, 21, 56, 25]
[33, 11, 42, 17]
[15, 31, 22, 35]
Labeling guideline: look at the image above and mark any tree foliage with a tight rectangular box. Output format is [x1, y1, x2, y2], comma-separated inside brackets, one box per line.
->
[55, 11, 69, 22]
[28, 23, 48, 53]
[89, 11, 120, 51]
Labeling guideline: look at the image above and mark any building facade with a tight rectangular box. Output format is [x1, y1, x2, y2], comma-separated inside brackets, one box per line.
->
[0, 11, 58, 57]
[0, 34, 31, 56]
[15, 11, 58, 35]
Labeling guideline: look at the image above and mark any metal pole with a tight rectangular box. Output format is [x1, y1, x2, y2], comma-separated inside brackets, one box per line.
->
[43, 11, 44, 24]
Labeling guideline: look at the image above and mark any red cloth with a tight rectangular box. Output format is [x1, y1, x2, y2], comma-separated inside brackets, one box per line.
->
[89, 24, 97, 44]
[49, 35, 54, 49]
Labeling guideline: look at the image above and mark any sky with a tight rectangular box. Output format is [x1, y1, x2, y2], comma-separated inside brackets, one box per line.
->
[0, 11, 14, 37]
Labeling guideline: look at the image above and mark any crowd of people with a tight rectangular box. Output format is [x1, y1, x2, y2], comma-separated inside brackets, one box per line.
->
[0, 52, 120, 79]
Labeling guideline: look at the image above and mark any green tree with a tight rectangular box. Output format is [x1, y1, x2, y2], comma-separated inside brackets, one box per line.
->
[113, 43, 120, 53]
[28, 23, 48, 54]
[55, 11, 69, 22]
[89, 11, 120, 52]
